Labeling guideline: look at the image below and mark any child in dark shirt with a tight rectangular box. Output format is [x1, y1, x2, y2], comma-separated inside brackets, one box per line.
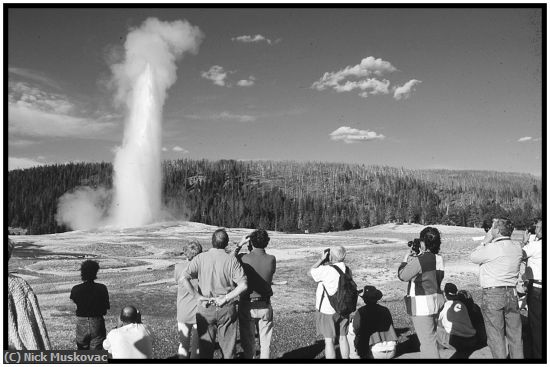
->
[437, 283, 478, 359]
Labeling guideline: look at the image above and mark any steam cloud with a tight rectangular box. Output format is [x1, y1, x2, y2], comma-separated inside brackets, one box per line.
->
[56, 18, 203, 230]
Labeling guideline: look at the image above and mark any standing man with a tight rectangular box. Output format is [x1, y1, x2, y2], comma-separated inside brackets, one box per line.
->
[103, 306, 154, 359]
[70, 260, 110, 350]
[180, 229, 248, 359]
[235, 229, 276, 359]
[521, 218, 542, 359]
[310, 246, 354, 359]
[470, 218, 523, 359]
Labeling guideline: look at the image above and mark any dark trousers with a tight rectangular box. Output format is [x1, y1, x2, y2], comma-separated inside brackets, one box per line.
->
[75, 316, 106, 350]
[481, 288, 523, 359]
[196, 302, 238, 359]
[449, 334, 478, 359]
[527, 285, 542, 359]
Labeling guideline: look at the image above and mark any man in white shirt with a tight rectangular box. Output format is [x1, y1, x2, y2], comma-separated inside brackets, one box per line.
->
[310, 246, 351, 359]
[103, 306, 154, 359]
[521, 218, 542, 359]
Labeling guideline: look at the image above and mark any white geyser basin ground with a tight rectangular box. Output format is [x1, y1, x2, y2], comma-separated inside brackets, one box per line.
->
[10, 223, 502, 358]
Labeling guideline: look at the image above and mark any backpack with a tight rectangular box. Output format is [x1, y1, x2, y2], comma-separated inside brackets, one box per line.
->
[320, 265, 358, 316]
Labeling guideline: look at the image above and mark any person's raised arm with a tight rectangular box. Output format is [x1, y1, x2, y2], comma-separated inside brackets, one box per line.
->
[310, 249, 330, 276]
[397, 252, 421, 282]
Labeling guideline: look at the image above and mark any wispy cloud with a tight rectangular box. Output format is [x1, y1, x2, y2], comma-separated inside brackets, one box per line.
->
[8, 81, 118, 138]
[9, 67, 63, 90]
[312, 56, 421, 100]
[8, 156, 46, 171]
[172, 146, 189, 153]
[185, 111, 257, 123]
[9, 138, 38, 147]
[201, 66, 255, 88]
[231, 34, 275, 45]
[393, 79, 422, 100]
[518, 136, 541, 143]
[329, 126, 385, 144]
[237, 76, 256, 87]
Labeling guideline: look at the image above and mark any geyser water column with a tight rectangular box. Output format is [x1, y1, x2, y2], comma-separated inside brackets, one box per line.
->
[111, 64, 161, 227]
[109, 18, 203, 228]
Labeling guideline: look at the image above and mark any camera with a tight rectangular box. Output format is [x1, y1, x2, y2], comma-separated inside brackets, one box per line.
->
[322, 248, 330, 263]
[407, 238, 421, 255]
[527, 224, 536, 235]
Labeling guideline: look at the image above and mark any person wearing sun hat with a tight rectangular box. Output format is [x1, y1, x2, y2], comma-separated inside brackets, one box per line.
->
[348, 285, 397, 359]
[7, 238, 52, 350]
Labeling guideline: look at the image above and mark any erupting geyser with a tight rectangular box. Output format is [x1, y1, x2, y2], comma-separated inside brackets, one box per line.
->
[110, 18, 203, 228]
[55, 18, 203, 230]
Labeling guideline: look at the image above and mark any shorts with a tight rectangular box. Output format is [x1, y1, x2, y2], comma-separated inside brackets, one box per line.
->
[315, 311, 349, 338]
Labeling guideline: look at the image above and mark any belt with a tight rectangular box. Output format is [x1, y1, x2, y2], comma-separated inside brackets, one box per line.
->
[249, 296, 270, 303]
[483, 286, 515, 290]
[529, 280, 542, 288]
[76, 316, 104, 319]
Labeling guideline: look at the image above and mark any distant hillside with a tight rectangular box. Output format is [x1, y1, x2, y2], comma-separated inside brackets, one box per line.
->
[7, 159, 542, 235]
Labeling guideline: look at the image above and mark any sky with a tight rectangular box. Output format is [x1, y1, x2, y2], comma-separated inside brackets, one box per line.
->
[7, 7, 544, 176]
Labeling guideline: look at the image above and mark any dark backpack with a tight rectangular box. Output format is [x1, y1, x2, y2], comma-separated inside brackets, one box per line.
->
[320, 265, 358, 316]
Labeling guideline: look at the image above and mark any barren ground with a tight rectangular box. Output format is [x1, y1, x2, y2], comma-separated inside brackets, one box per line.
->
[8, 222, 529, 359]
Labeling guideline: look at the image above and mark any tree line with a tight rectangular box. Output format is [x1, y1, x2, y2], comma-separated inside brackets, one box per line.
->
[8, 159, 542, 235]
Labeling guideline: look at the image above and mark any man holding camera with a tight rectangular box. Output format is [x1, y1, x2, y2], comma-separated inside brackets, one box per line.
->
[470, 218, 523, 359]
[234, 229, 276, 359]
[310, 246, 354, 359]
[103, 306, 154, 359]
[521, 218, 542, 359]
[180, 229, 248, 359]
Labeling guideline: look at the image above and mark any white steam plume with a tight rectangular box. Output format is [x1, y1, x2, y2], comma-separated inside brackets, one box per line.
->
[110, 18, 203, 228]
[55, 18, 203, 230]
[56, 187, 111, 230]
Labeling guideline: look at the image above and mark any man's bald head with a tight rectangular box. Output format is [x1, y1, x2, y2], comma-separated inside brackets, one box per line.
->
[120, 306, 140, 324]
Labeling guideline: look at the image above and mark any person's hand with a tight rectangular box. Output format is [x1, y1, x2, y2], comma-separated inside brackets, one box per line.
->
[198, 296, 212, 304]
[238, 235, 250, 247]
[214, 295, 228, 307]
[481, 228, 495, 245]
[403, 251, 411, 262]
[322, 249, 330, 261]
[522, 230, 531, 244]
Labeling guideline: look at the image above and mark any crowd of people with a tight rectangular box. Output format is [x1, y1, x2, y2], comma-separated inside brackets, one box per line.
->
[6, 217, 543, 360]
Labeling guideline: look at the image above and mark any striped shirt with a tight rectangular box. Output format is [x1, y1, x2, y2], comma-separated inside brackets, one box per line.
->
[398, 251, 445, 316]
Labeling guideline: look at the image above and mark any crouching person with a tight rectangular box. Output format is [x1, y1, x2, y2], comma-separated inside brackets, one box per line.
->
[103, 306, 154, 359]
[348, 285, 397, 359]
[437, 283, 477, 359]
[310, 246, 358, 359]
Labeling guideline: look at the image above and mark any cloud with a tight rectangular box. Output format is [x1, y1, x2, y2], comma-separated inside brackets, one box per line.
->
[9, 67, 63, 90]
[185, 111, 257, 122]
[329, 126, 385, 144]
[312, 56, 421, 100]
[9, 138, 38, 147]
[8, 156, 45, 170]
[393, 79, 422, 100]
[237, 76, 256, 87]
[231, 34, 273, 44]
[312, 56, 396, 90]
[518, 136, 541, 143]
[201, 65, 230, 86]
[8, 81, 118, 138]
[172, 146, 189, 153]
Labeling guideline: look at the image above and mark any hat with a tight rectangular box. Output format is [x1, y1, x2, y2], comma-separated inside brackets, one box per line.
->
[444, 283, 458, 296]
[359, 285, 383, 302]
